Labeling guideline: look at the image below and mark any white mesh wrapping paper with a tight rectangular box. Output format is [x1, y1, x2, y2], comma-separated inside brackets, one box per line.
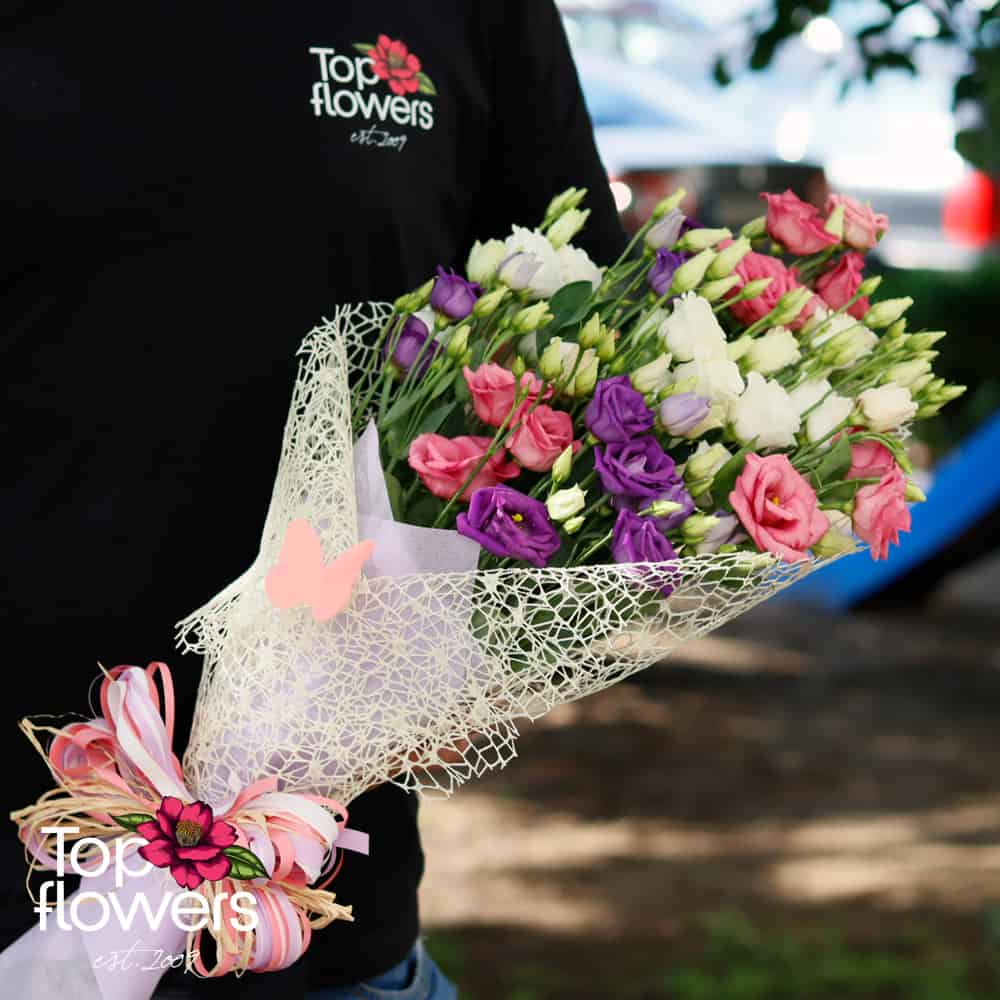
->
[176, 303, 831, 807]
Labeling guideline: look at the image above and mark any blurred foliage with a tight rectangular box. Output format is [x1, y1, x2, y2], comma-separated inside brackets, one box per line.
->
[716, 1, 1000, 174]
[664, 909, 1000, 1000]
[875, 253, 1000, 451]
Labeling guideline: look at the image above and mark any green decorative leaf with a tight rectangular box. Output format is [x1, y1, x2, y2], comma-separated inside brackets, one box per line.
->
[413, 400, 457, 440]
[708, 441, 758, 514]
[809, 434, 852, 490]
[222, 845, 269, 881]
[353, 42, 375, 54]
[114, 813, 155, 833]
[417, 72, 437, 97]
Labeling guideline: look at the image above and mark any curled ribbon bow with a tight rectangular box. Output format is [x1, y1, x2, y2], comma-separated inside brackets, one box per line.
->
[13, 661, 368, 978]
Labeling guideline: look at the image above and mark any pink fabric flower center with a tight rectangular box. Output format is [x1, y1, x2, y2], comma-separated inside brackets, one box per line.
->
[175, 819, 204, 846]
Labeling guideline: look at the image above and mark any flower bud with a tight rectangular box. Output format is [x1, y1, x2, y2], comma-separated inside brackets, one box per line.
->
[644, 209, 686, 252]
[824, 203, 846, 241]
[885, 358, 931, 389]
[905, 481, 927, 503]
[675, 228, 732, 253]
[771, 286, 814, 326]
[935, 383, 967, 403]
[681, 514, 720, 545]
[883, 318, 908, 341]
[647, 499, 685, 518]
[737, 277, 774, 301]
[571, 353, 600, 397]
[908, 373, 934, 395]
[699, 275, 743, 302]
[864, 296, 913, 329]
[552, 445, 574, 485]
[394, 277, 435, 312]
[819, 324, 878, 368]
[511, 355, 527, 378]
[466, 239, 507, 285]
[445, 325, 470, 360]
[578, 312, 603, 349]
[670, 249, 716, 294]
[706, 238, 751, 280]
[684, 442, 732, 495]
[856, 275, 883, 298]
[740, 215, 767, 240]
[514, 301, 553, 333]
[631, 354, 673, 394]
[547, 208, 591, 250]
[563, 515, 585, 535]
[546, 485, 587, 522]
[539, 338, 565, 382]
[596, 330, 617, 363]
[544, 187, 587, 224]
[812, 509, 858, 558]
[473, 287, 508, 319]
[651, 187, 687, 220]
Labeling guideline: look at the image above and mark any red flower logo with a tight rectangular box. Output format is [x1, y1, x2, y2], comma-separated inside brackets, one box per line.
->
[354, 36, 436, 97]
[135, 796, 238, 889]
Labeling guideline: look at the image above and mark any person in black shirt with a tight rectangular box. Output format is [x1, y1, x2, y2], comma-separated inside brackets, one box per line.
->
[1, 2, 626, 996]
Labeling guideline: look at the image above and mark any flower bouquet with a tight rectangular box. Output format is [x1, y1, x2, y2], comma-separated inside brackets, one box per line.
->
[6, 185, 962, 996]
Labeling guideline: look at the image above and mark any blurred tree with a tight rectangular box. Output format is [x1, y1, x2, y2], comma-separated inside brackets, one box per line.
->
[715, 1, 999, 177]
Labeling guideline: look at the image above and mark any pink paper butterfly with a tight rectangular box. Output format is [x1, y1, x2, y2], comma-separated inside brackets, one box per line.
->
[265, 519, 375, 622]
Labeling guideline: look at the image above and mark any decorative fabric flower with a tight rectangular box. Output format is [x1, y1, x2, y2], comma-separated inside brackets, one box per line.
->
[585, 376, 655, 443]
[408, 434, 519, 501]
[370, 35, 422, 96]
[457, 486, 561, 567]
[137, 796, 237, 890]
[729, 453, 829, 563]
[430, 267, 481, 321]
[852, 465, 911, 560]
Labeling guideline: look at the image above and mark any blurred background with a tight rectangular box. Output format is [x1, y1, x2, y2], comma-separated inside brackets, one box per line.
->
[418, 2, 1000, 997]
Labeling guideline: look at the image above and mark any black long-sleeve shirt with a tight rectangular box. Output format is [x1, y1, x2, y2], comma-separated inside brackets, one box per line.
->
[1, 1, 626, 992]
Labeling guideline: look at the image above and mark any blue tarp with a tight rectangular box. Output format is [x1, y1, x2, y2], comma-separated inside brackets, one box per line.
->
[783, 410, 1000, 611]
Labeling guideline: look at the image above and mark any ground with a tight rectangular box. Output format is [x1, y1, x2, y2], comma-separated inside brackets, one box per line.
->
[417, 558, 1000, 999]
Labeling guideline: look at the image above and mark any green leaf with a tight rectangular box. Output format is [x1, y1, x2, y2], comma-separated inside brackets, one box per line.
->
[413, 400, 457, 439]
[114, 813, 155, 833]
[809, 434, 852, 490]
[385, 471, 403, 520]
[381, 390, 421, 428]
[536, 282, 597, 352]
[416, 72, 437, 97]
[353, 42, 375, 54]
[708, 440, 757, 513]
[222, 845, 270, 881]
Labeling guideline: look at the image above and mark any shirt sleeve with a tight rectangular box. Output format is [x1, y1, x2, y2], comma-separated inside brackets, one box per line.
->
[467, 0, 628, 265]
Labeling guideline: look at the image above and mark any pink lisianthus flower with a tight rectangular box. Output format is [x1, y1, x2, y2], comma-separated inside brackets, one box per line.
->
[727, 249, 818, 331]
[408, 433, 519, 501]
[506, 403, 577, 472]
[137, 796, 237, 890]
[847, 435, 896, 482]
[463, 363, 549, 428]
[825, 194, 889, 250]
[762, 190, 840, 255]
[729, 453, 829, 563]
[815, 252, 869, 319]
[852, 465, 911, 560]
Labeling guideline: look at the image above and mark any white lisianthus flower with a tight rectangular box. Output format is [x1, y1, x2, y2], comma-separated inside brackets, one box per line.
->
[546, 485, 587, 522]
[555, 243, 602, 291]
[743, 326, 801, 376]
[503, 226, 563, 298]
[466, 239, 506, 285]
[857, 383, 918, 432]
[658, 292, 728, 362]
[811, 310, 859, 347]
[672, 356, 745, 407]
[631, 354, 673, 394]
[730, 372, 801, 448]
[788, 378, 853, 443]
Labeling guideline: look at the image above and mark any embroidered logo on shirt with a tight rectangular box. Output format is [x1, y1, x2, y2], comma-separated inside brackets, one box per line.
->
[309, 35, 436, 150]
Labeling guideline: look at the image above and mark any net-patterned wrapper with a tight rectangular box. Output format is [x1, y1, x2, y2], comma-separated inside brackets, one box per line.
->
[177, 303, 831, 807]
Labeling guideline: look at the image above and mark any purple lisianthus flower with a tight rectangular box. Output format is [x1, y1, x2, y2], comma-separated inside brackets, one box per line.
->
[585, 375, 655, 443]
[647, 248, 687, 298]
[611, 509, 679, 596]
[695, 512, 748, 555]
[457, 485, 561, 568]
[430, 266, 481, 320]
[384, 313, 440, 375]
[645, 208, 686, 251]
[595, 437, 695, 531]
[658, 393, 711, 437]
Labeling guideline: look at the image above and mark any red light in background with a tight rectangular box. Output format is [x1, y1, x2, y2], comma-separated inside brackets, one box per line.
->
[943, 171, 998, 248]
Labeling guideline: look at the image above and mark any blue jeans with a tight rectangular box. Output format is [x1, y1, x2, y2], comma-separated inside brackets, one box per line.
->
[306, 940, 457, 1000]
